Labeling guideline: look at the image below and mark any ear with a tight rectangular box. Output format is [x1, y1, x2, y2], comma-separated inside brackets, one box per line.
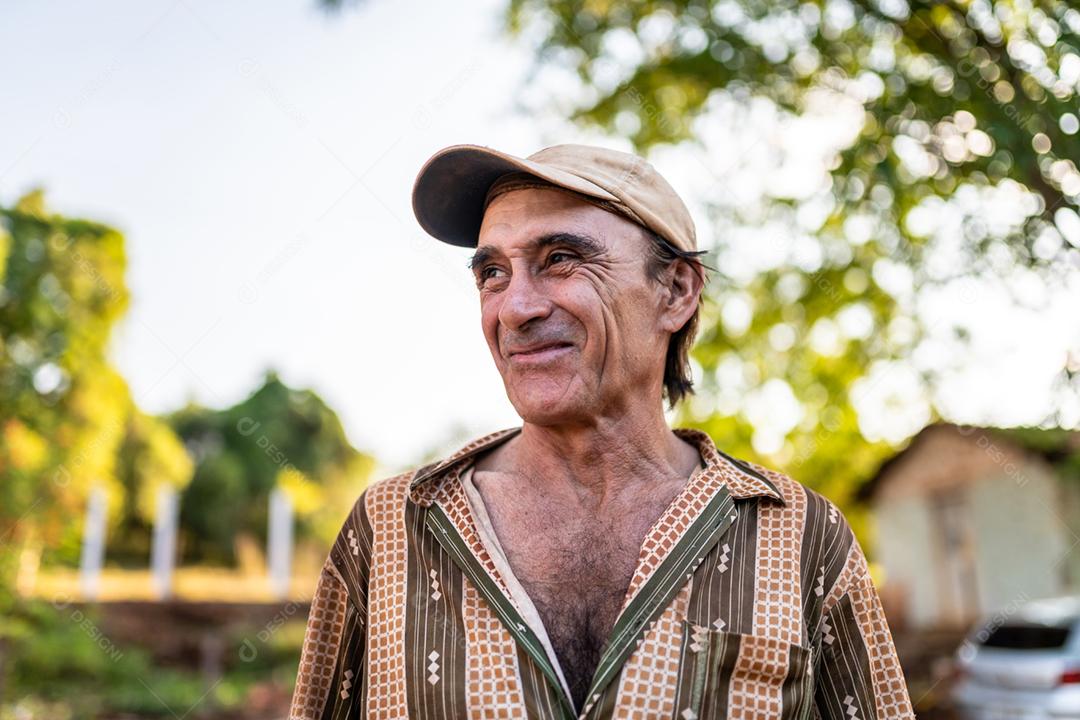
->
[659, 259, 704, 333]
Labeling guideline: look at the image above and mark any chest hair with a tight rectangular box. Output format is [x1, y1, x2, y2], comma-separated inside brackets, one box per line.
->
[477, 477, 679, 710]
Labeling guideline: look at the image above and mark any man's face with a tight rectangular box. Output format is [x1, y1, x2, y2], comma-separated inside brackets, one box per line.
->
[472, 187, 673, 426]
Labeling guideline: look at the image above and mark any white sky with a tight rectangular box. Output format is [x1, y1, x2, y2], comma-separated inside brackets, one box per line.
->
[1, 0, 551, 469]
[2, 0, 1078, 472]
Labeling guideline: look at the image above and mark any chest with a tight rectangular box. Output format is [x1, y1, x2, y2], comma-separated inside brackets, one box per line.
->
[474, 475, 684, 698]
[481, 483, 675, 600]
[495, 508, 649, 632]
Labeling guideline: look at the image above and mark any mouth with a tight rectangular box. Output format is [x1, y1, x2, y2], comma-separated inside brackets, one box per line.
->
[507, 342, 574, 363]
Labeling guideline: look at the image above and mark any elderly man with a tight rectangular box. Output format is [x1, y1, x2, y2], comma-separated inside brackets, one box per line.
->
[288, 144, 914, 719]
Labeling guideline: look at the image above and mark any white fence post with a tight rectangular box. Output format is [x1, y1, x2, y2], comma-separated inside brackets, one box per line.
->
[151, 485, 179, 600]
[268, 487, 293, 600]
[79, 485, 108, 600]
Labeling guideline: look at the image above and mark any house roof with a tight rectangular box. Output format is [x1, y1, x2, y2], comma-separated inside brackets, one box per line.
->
[855, 421, 1080, 503]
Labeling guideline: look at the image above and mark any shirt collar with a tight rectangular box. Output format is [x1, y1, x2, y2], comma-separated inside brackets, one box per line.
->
[408, 426, 786, 507]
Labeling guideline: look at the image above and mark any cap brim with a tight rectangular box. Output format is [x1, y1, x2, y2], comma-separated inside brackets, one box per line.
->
[411, 144, 619, 248]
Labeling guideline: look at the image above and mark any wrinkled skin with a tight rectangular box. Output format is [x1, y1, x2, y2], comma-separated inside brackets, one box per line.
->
[467, 187, 705, 709]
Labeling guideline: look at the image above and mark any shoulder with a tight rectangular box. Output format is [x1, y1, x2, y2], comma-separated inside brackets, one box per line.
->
[358, 471, 415, 518]
[344, 470, 415, 537]
[741, 458, 851, 521]
[325, 471, 413, 563]
[739, 458, 859, 562]
[332, 425, 517, 537]
[737, 459, 871, 626]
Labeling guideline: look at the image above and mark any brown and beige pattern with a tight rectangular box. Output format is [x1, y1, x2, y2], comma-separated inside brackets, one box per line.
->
[611, 582, 693, 719]
[463, 580, 530, 719]
[728, 633, 801, 719]
[747, 469, 806, 646]
[289, 559, 350, 718]
[287, 427, 915, 720]
[437, 469, 516, 602]
[620, 467, 717, 610]
[727, 467, 807, 717]
[836, 540, 912, 718]
[364, 473, 412, 719]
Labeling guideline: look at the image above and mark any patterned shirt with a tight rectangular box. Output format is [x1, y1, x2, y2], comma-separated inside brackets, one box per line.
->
[288, 428, 915, 719]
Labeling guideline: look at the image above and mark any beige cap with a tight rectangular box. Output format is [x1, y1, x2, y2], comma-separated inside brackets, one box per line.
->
[411, 143, 697, 252]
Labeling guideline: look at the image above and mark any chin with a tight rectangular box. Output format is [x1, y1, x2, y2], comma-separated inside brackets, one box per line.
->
[505, 378, 591, 425]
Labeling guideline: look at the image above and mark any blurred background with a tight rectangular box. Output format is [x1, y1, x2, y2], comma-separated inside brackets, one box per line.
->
[2, 0, 1079, 718]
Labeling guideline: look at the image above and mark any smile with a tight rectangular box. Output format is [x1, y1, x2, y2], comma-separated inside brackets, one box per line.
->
[507, 342, 574, 364]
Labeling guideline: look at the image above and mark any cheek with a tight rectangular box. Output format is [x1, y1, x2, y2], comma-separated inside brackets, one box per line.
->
[479, 296, 503, 353]
[570, 276, 637, 323]
[615, 276, 660, 318]
[549, 281, 605, 342]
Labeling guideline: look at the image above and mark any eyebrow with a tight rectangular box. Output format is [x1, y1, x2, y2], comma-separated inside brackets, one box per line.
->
[468, 232, 605, 272]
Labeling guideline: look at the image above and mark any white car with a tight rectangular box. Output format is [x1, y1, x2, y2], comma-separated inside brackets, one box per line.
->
[951, 595, 1080, 719]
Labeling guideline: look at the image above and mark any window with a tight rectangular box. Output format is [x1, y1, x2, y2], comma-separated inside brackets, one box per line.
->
[981, 624, 1071, 650]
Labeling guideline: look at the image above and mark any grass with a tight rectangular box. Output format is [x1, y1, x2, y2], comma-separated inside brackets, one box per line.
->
[1, 598, 306, 720]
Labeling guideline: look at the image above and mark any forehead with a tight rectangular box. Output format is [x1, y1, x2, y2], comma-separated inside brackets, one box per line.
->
[477, 186, 640, 253]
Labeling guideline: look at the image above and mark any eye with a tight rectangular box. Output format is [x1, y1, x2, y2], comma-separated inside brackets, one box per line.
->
[476, 265, 508, 289]
[547, 250, 575, 265]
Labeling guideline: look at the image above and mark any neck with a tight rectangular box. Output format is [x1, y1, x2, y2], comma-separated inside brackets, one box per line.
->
[512, 401, 699, 505]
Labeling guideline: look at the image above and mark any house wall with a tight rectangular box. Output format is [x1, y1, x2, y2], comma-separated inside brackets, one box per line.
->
[968, 463, 1067, 616]
[869, 425, 1080, 630]
[872, 426, 1014, 504]
[872, 426, 1009, 629]
[875, 496, 939, 628]
[1059, 477, 1080, 594]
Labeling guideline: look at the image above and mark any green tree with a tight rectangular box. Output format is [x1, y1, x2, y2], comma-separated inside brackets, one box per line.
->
[0, 191, 133, 597]
[167, 372, 375, 565]
[500, 0, 1080, 517]
[110, 410, 196, 564]
[0, 193, 195, 700]
[0, 192, 197, 578]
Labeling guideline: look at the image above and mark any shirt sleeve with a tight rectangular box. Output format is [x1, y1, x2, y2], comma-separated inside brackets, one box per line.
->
[288, 557, 366, 720]
[813, 535, 915, 719]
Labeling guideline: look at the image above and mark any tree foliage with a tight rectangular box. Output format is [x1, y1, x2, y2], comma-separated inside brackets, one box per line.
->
[165, 372, 375, 565]
[504, 0, 1080, 512]
[0, 193, 195, 607]
[0, 190, 373, 596]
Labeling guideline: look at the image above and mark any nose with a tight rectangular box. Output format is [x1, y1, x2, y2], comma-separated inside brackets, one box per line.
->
[497, 269, 553, 332]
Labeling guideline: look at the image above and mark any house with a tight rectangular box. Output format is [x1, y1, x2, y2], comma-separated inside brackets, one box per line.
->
[858, 422, 1080, 631]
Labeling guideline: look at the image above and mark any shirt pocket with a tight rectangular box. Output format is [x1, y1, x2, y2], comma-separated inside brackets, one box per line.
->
[675, 622, 815, 720]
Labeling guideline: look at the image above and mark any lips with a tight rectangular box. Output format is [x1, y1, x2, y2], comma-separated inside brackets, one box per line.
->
[507, 341, 573, 357]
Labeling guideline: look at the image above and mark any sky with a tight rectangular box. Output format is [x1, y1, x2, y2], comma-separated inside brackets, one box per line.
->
[2, 0, 1078, 472]
[1, 0, 556, 469]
